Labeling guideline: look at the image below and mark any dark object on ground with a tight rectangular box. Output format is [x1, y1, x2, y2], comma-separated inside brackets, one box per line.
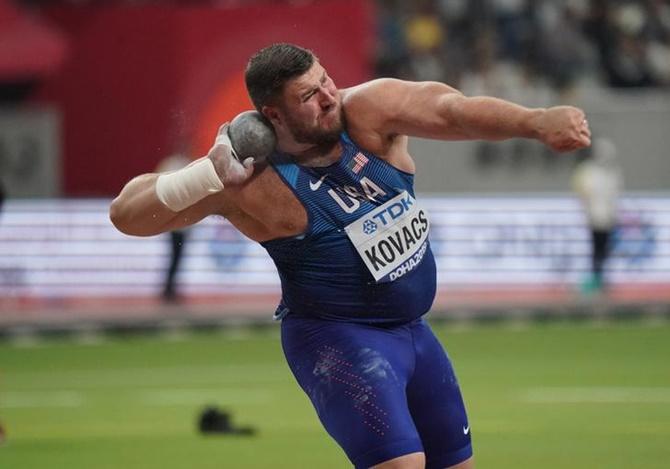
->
[198, 406, 256, 436]
[0, 421, 6, 445]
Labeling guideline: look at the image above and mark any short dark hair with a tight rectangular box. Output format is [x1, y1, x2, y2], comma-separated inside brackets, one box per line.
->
[245, 43, 315, 111]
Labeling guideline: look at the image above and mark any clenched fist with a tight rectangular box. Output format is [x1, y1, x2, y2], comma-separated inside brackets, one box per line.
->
[533, 106, 591, 153]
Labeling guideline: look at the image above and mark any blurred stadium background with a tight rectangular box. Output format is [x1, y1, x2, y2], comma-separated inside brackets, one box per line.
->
[0, 0, 669, 468]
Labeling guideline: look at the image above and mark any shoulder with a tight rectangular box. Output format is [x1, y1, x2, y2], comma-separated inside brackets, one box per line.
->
[341, 78, 461, 141]
[342, 78, 456, 112]
[340, 79, 405, 153]
[341, 78, 407, 115]
[341, 80, 415, 172]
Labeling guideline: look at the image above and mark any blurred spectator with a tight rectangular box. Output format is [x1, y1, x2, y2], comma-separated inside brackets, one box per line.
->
[607, 3, 655, 86]
[404, 0, 447, 81]
[491, 0, 529, 61]
[374, 0, 410, 77]
[405, 2, 443, 52]
[376, 0, 670, 91]
[572, 138, 624, 294]
[582, 0, 670, 87]
[530, 1, 597, 98]
[0, 178, 5, 213]
[156, 153, 191, 303]
[10, 0, 670, 90]
[0, 178, 5, 235]
[646, 37, 670, 84]
[644, 0, 670, 84]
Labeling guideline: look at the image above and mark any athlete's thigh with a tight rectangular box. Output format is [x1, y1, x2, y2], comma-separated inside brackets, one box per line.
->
[281, 315, 423, 468]
[406, 320, 473, 469]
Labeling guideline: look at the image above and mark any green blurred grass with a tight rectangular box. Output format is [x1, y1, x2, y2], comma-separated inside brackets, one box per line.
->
[1, 320, 669, 468]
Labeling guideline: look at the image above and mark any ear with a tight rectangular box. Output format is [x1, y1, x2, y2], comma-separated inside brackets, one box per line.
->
[261, 105, 282, 126]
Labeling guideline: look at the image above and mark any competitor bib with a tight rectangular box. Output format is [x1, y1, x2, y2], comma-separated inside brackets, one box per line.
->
[345, 191, 430, 282]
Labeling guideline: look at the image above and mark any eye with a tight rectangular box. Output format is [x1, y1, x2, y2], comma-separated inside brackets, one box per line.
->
[302, 90, 317, 102]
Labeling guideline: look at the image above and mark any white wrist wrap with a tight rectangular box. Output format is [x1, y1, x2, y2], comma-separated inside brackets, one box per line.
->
[155, 158, 224, 212]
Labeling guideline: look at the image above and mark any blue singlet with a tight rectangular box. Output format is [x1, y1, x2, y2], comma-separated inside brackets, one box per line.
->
[262, 132, 436, 323]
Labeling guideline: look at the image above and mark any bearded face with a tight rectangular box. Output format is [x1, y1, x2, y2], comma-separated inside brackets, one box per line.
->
[274, 61, 344, 147]
[282, 98, 344, 146]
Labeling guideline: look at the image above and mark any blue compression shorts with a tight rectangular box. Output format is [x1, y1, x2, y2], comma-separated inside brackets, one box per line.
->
[281, 315, 472, 468]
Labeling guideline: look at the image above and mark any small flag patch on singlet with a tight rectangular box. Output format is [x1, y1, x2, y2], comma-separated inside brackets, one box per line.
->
[349, 152, 369, 174]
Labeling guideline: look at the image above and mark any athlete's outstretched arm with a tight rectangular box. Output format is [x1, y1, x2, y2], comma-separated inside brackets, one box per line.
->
[110, 129, 254, 237]
[346, 78, 591, 152]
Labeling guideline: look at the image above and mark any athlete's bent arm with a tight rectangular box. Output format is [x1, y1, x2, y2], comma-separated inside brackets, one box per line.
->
[110, 129, 254, 237]
[346, 78, 591, 153]
[109, 166, 220, 237]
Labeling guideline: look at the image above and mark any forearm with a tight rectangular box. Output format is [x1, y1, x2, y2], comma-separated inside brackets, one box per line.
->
[109, 173, 180, 237]
[446, 95, 544, 141]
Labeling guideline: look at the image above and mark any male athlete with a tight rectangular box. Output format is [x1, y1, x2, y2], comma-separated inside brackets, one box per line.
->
[110, 43, 591, 468]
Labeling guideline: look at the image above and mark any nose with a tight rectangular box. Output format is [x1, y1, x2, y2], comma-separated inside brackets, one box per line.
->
[318, 86, 337, 107]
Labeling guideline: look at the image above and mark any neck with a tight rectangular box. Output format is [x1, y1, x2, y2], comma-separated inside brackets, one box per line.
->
[277, 137, 342, 168]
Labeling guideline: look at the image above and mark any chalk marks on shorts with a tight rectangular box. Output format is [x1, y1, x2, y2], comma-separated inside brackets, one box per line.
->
[311, 345, 393, 437]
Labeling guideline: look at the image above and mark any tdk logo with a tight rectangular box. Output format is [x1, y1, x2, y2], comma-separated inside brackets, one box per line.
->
[363, 220, 378, 235]
[370, 194, 414, 227]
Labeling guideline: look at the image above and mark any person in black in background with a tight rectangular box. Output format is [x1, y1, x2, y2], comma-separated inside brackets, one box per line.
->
[155, 153, 192, 302]
[0, 181, 4, 443]
[0, 178, 5, 213]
